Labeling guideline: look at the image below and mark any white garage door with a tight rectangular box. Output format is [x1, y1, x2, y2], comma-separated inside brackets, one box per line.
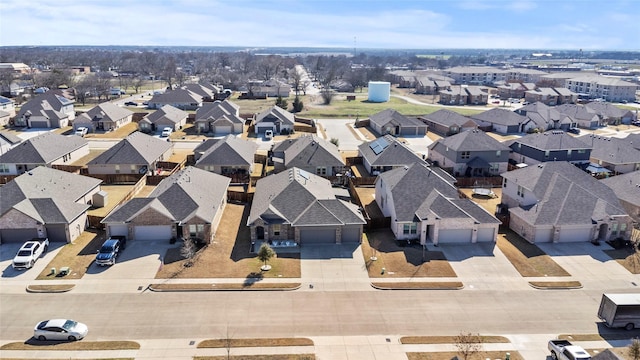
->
[134, 225, 172, 241]
[342, 226, 361, 243]
[299, 227, 336, 244]
[558, 227, 593, 242]
[108, 224, 128, 238]
[438, 229, 473, 243]
[477, 228, 495, 242]
[214, 125, 232, 134]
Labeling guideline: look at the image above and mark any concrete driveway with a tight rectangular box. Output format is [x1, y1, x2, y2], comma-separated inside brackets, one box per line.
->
[400, 134, 434, 158]
[315, 118, 365, 151]
[0, 242, 64, 280]
[83, 240, 176, 280]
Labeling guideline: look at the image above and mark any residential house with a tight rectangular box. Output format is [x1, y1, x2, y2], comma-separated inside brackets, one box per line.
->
[501, 161, 632, 243]
[139, 105, 188, 132]
[0, 166, 102, 243]
[584, 102, 636, 125]
[465, 86, 489, 105]
[0, 110, 9, 127]
[194, 135, 258, 181]
[470, 108, 526, 134]
[581, 134, 640, 174]
[358, 135, 425, 175]
[247, 167, 366, 245]
[253, 106, 295, 135]
[552, 87, 578, 104]
[194, 100, 244, 135]
[102, 166, 229, 243]
[600, 170, 640, 222]
[0, 131, 22, 155]
[87, 132, 173, 175]
[73, 102, 134, 132]
[516, 102, 574, 132]
[497, 82, 535, 100]
[376, 162, 501, 245]
[506, 131, 592, 166]
[418, 109, 477, 136]
[182, 83, 221, 102]
[0, 132, 88, 175]
[524, 87, 560, 106]
[271, 135, 344, 176]
[626, 134, 640, 151]
[0, 80, 33, 97]
[147, 88, 202, 110]
[556, 104, 601, 129]
[428, 129, 511, 177]
[14, 91, 75, 128]
[368, 109, 427, 136]
[0, 95, 16, 117]
[244, 79, 291, 98]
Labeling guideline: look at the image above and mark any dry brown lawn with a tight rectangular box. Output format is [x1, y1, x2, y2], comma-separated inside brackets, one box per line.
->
[87, 185, 140, 218]
[400, 336, 510, 344]
[35, 229, 107, 280]
[26, 284, 75, 292]
[362, 230, 457, 278]
[356, 125, 377, 140]
[496, 230, 570, 277]
[70, 149, 105, 166]
[352, 187, 384, 219]
[149, 282, 300, 291]
[459, 188, 502, 215]
[155, 203, 301, 279]
[0, 340, 139, 351]
[198, 338, 313, 348]
[84, 122, 138, 139]
[604, 248, 640, 274]
[407, 351, 523, 360]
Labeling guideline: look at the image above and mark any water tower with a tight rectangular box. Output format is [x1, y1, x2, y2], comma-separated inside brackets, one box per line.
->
[368, 81, 390, 103]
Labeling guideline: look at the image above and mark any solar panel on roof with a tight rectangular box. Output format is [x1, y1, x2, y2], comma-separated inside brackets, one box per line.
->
[369, 137, 390, 155]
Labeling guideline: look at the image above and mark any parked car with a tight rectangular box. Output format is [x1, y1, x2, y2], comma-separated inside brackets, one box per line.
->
[548, 339, 590, 360]
[95, 236, 126, 266]
[567, 127, 581, 134]
[34, 319, 88, 341]
[12, 238, 49, 269]
[74, 127, 88, 137]
[631, 120, 640, 127]
[264, 130, 273, 139]
[124, 101, 137, 106]
[161, 127, 173, 137]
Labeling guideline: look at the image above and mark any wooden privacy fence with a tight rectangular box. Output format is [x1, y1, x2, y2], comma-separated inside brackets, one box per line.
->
[454, 177, 503, 188]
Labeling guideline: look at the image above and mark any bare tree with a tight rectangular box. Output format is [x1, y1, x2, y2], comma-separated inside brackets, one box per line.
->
[289, 67, 304, 96]
[454, 332, 483, 360]
[629, 338, 640, 360]
[132, 76, 145, 94]
[180, 238, 197, 267]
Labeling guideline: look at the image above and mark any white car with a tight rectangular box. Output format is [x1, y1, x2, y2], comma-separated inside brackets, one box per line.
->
[161, 127, 173, 137]
[34, 319, 88, 341]
[74, 127, 88, 137]
[12, 238, 49, 269]
[264, 130, 273, 139]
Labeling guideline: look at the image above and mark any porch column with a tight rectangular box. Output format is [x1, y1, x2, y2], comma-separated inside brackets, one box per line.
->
[335, 227, 342, 244]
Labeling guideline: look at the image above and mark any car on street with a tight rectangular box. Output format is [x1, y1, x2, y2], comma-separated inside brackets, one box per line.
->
[12, 238, 49, 269]
[95, 236, 126, 266]
[34, 319, 88, 341]
[124, 101, 137, 106]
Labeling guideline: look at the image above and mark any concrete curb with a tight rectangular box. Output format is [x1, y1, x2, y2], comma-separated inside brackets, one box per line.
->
[370, 283, 465, 291]
[26, 285, 75, 293]
[527, 282, 583, 290]
[147, 283, 302, 292]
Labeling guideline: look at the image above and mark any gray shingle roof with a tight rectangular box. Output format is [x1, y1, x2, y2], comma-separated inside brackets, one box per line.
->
[471, 108, 526, 126]
[80, 102, 133, 123]
[248, 168, 365, 226]
[0, 132, 87, 164]
[194, 135, 258, 167]
[556, 104, 598, 121]
[16, 91, 74, 118]
[142, 105, 188, 125]
[358, 135, 424, 167]
[600, 170, 640, 207]
[0, 131, 22, 145]
[88, 132, 172, 166]
[369, 108, 425, 128]
[509, 131, 592, 151]
[255, 106, 295, 125]
[0, 166, 101, 223]
[103, 166, 230, 224]
[430, 129, 511, 152]
[501, 162, 627, 225]
[150, 89, 201, 104]
[419, 109, 475, 127]
[580, 134, 640, 164]
[274, 135, 344, 169]
[195, 100, 240, 121]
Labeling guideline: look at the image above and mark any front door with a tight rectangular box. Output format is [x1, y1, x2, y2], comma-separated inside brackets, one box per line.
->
[256, 226, 265, 240]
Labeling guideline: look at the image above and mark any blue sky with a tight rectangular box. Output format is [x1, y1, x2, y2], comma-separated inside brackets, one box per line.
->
[0, 0, 638, 50]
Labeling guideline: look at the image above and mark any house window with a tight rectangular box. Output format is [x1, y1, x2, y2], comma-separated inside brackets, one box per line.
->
[0, 164, 9, 173]
[189, 224, 206, 238]
[496, 150, 501, 157]
[578, 149, 585, 154]
[611, 223, 618, 235]
[130, 165, 136, 173]
[503, 178, 507, 188]
[316, 167, 327, 176]
[403, 223, 417, 235]
[490, 163, 499, 173]
[272, 224, 281, 236]
[115, 164, 120, 174]
[544, 150, 550, 158]
[517, 185, 525, 198]
[461, 151, 470, 159]
[620, 223, 627, 232]
[567, 149, 572, 157]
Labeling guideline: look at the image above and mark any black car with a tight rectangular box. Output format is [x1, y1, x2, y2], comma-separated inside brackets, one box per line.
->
[567, 127, 580, 134]
[95, 236, 126, 266]
[124, 101, 137, 106]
